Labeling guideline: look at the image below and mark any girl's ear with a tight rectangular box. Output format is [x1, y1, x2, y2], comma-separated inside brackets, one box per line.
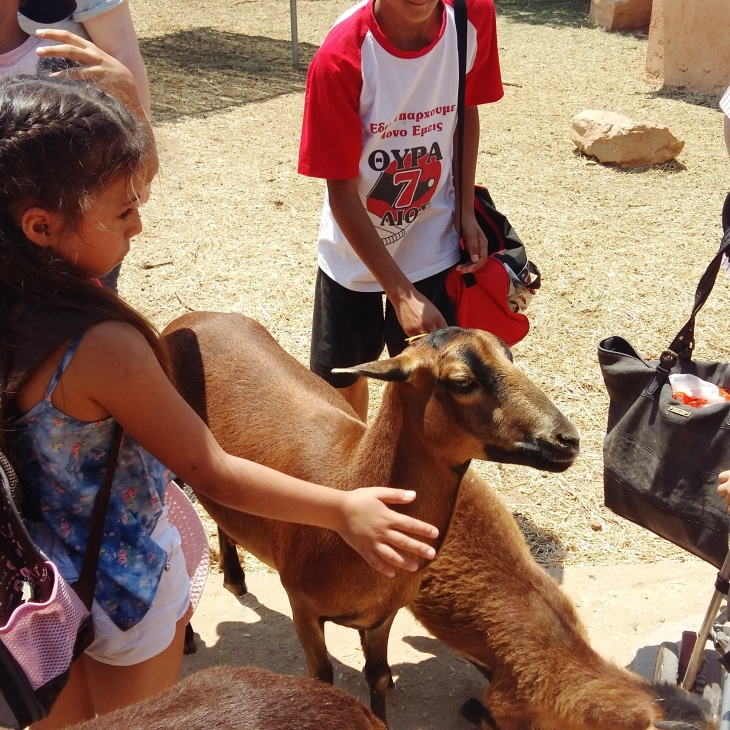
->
[20, 207, 64, 248]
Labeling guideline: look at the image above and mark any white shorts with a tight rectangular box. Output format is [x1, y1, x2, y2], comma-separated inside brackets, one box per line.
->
[28, 505, 191, 666]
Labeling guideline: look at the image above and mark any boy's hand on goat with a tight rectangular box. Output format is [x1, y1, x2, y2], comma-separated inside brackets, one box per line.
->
[337, 488, 438, 578]
[718, 470, 730, 511]
[391, 289, 447, 338]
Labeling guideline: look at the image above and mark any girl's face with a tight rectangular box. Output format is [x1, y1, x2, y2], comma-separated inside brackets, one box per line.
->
[52, 171, 146, 278]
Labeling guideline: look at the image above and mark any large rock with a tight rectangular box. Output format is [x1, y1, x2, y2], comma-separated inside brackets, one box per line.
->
[589, 0, 652, 32]
[571, 110, 684, 167]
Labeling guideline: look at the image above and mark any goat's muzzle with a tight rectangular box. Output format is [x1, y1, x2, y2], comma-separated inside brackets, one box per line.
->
[485, 422, 580, 473]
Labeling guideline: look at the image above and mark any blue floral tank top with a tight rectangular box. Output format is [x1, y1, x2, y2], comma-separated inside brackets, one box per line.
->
[12, 332, 172, 631]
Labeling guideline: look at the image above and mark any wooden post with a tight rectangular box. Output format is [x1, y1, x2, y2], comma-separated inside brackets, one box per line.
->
[290, 0, 299, 66]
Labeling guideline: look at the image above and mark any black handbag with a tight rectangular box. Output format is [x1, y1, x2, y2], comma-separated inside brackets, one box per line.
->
[598, 230, 730, 569]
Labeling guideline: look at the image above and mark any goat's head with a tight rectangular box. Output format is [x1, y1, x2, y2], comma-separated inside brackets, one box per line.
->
[334, 327, 579, 472]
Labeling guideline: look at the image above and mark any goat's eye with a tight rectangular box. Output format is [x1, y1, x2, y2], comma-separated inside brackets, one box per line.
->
[444, 377, 477, 394]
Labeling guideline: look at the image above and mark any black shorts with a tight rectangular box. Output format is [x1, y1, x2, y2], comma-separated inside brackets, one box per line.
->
[310, 267, 458, 389]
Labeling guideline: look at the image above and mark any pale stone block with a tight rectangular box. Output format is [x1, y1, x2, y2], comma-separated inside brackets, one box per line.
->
[647, 0, 730, 94]
[589, 0, 653, 32]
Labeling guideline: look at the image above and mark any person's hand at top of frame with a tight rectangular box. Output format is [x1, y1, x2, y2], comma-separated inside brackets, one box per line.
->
[455, 210, 489, 274]
[717, 470, 730, 512]
[34, 29, 144, 121]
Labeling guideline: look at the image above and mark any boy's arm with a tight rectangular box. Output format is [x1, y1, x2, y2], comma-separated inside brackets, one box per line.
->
[453, 106, 489, 273]
[724, 115, 730, 158]
[328, 178, 447, 336]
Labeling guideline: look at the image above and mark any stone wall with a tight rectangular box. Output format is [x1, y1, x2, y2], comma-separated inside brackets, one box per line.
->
[646, 0, 730, 94]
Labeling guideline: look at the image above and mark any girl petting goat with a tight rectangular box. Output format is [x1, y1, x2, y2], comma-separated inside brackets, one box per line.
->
[163, 313, 580, 724]
[410, 469, 717, 730]
[0, 70, 437, 727]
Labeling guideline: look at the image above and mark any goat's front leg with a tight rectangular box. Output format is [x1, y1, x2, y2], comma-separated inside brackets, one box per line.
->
[290, 603, 333, 684]
[360, 612, 397, 724]
[217, 526, 247, 596]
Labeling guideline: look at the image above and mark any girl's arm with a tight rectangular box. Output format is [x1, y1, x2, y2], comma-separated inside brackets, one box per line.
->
[58, 322, 438, 577]
[79, 2, 150, 115]
[452, 105, 489, 274]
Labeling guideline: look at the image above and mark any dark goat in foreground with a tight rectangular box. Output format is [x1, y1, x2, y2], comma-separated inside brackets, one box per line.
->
[70, 666, 385, 730]
[409, 469, 718, 730]
[162, 312, 579, 724]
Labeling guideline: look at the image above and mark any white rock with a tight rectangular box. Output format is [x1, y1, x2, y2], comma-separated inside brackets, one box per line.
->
[571, 109, 685, 167]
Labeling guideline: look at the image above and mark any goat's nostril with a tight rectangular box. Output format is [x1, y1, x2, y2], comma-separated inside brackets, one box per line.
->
[556, 433, 580, 449]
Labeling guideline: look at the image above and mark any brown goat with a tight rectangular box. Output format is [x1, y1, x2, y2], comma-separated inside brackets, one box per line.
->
[70, 666, 385, 730]
[409, 469, 717, 730]
[162, 312, 580, 723]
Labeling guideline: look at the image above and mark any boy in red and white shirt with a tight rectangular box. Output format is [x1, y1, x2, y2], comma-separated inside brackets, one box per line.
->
[299, 0, 503, 419]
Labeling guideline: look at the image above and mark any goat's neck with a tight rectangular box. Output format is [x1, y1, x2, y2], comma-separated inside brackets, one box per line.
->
[356, 383, 465, 537]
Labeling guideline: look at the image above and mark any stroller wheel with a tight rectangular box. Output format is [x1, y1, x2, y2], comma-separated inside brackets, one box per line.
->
[654, 641, 680, 685]
[679, 631, 698, 683]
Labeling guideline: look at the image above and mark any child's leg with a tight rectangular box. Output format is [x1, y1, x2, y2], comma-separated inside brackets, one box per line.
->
[31, 616, 186, 729]
[309, 268, 385, 421]
[85, 615, 187, 715]
[32, 657, 95, 729]
[337, 379, 370, 421]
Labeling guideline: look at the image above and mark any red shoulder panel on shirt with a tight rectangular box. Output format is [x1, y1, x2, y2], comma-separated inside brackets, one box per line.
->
[298, 6, 369, 180]
[445, 0, 504, 107]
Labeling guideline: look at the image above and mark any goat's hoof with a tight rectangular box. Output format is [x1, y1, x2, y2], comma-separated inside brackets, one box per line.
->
[459, 697, 497, 729]
[223, 579, 248, 597]
[183, 622, 197, 655]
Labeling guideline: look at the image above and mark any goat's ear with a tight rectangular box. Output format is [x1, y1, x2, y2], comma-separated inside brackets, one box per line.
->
[332, 354, 414, 382]
[653, 723, 705, 729]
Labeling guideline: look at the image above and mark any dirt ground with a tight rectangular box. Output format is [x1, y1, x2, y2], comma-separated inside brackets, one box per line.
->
[122, 0, 730, 569]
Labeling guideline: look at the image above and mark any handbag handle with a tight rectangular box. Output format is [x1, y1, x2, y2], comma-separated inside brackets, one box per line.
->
[645, 229, 730, 394]
[454, 0, 467, 239]
[71, 426, 123, 610]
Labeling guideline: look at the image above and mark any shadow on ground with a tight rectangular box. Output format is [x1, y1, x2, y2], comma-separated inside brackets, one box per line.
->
[647, 87, 722, 110]
[140, 29, 318, 123]
[496, 0, 591, 28]
[182, 593, 484, 730]
[512, 511, 567, 578]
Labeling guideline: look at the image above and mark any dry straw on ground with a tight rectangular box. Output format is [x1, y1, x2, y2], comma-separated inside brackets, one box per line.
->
[124, 0, 729, 570]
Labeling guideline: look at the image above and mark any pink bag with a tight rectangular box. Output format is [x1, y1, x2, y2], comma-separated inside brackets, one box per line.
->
[0, 430, 121, 728]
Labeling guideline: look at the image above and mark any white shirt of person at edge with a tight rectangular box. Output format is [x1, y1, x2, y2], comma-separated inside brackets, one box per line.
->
[0, 0, 125, 78]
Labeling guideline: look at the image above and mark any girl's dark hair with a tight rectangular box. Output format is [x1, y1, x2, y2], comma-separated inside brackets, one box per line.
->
[0, 76, 168, 440]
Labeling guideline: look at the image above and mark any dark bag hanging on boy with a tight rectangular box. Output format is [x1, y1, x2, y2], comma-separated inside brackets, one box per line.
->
[445, 0, 540, 347]
[598, 230, 730, 569]
[0, 428, 122, 729]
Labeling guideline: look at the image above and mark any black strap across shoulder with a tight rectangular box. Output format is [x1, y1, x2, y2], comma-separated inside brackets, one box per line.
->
[454, 0, 467, 235]
[71, 426, 124, 610]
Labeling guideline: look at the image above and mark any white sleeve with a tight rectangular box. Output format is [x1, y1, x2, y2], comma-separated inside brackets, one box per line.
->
[72, 0, 127, 23]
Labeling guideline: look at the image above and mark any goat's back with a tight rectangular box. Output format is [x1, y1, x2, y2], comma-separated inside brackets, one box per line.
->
[163, 312, 364, 476]
[70, 666, 385, 730]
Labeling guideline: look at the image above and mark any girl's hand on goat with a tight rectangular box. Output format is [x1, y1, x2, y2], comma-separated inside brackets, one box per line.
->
[718, 471, 730, 512]
[337, 488, 438, 578]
